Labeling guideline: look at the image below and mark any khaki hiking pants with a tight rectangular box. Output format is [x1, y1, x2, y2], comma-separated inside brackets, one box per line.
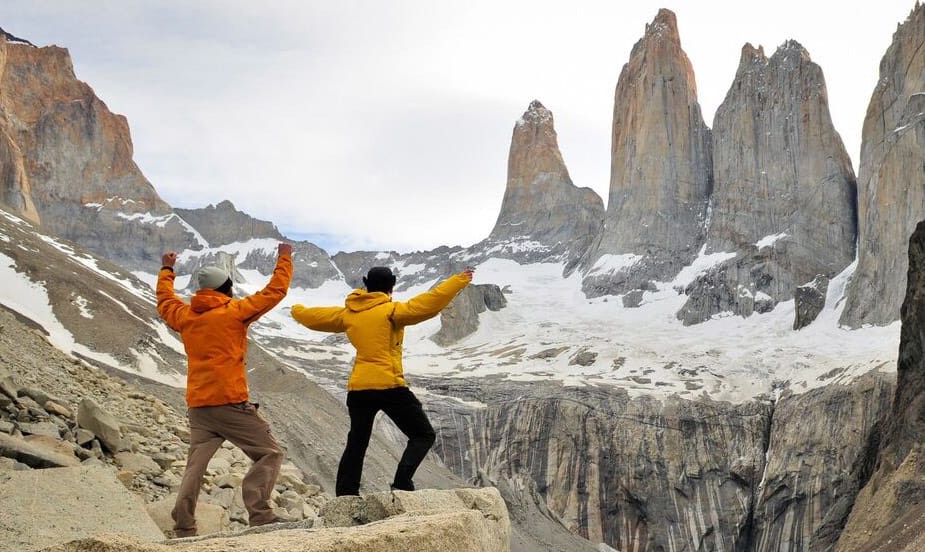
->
[172, 402, 283, 535]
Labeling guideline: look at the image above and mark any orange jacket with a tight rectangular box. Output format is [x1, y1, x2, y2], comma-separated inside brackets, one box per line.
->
[157, 254, 292, 407]
[291, 272, 471, 391]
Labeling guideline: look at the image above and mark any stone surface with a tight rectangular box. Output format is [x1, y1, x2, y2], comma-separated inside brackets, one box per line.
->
[841, 3, 925, 327]
[0, 464, 164, 550]
[583, 9, 713, 297]
[484, 100, 604, 268]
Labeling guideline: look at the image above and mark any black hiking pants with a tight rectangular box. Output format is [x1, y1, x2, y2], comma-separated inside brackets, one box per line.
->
[335, 386, 436, 496]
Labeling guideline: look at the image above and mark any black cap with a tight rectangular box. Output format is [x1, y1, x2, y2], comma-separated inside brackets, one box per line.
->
[363, 266, 396, 293]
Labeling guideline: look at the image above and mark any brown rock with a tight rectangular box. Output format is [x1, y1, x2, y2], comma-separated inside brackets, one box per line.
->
[486, 100, 604, 264]
[583, 8, 712, 297]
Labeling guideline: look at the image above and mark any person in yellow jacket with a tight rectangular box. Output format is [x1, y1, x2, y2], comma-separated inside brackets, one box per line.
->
[292, 265, 473, 496]
[157, 243, 293, 537]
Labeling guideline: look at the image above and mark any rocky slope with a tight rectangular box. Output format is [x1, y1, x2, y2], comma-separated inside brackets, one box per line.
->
[678, 41, 858, 325]
[582, 9, 713, 297]
[841, 3, 925, 327]
[483, 100, 603, 271]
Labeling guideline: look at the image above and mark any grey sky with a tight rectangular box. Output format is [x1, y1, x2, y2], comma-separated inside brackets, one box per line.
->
[5, 1, 917, 253]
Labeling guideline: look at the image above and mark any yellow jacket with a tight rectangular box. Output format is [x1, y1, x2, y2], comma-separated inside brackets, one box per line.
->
[292, 272, 471, 391]
[157, 254, 292, 407]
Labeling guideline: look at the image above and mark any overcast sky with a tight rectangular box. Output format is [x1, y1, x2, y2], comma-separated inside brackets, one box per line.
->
[5, 1, 918, 253]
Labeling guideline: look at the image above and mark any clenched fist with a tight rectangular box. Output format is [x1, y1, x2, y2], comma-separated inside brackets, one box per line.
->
[162, 251, 177, 268]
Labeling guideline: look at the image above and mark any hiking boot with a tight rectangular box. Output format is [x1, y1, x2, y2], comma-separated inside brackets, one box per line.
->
[171, 527, 197, 538]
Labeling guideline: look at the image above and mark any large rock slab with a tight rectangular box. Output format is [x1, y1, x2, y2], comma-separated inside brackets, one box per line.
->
[0, 432, 79, 468]
[43, 488, 511, 552]
[0, 464, 164, 551]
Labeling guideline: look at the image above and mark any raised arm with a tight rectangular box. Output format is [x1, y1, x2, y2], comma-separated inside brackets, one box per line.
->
[291, 305, 347, 333]
[237, 243, 294, 324]
[391, 270, 473, 327]
[156, 251, 189, 331]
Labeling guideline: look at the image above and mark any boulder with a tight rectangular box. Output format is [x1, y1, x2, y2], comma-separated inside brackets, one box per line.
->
[0, 464, 164, 550]
[793, 275, 829, 330]
[77, 398, 122, 452]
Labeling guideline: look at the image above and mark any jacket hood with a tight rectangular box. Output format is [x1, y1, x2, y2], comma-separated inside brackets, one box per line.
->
[191, 290, 232, 313]
[345, 289, 391, 312]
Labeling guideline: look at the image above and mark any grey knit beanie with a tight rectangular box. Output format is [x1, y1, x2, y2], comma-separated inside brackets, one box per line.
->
[197, 266, 231, 291]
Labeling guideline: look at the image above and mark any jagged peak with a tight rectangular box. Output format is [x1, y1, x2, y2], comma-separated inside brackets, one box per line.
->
[644, 8, 680, 44]
[0, 26, 36, 47]
[769, 39, 812, 68]
[515, 100, 553, 128]
[740, 43, 768, 66]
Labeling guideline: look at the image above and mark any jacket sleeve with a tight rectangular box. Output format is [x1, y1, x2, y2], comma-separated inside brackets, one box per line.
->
[291, 305, 347, 333]
[237, 253, 293, 324]
[391, 272, 471, 327]
[156, 268, 189, 331]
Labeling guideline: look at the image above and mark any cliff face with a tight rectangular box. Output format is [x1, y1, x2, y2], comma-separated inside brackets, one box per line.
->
[841, 3, 925, 327]
[582, 9, 712, 297]
[836, 218, 925, 550]
[0, 36, 199, 270]
[677, 41, 857, 324]
[486, 100, 603, 269]
[429, 374, 891, 551]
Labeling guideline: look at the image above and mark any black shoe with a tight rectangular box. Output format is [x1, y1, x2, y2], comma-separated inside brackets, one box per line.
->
[390, 482, 414, 492]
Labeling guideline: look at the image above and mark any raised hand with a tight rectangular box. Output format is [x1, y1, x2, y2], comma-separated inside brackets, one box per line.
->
[162, 251, 177, 268]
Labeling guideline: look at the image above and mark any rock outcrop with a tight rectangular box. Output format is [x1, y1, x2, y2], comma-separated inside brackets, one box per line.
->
[794, 275, 830, 330]
[44, 488, 511, 552]
[837, 218, 925, 550]
[679, 41, 857, 324]
[0, 36, 201, 271]
[432, 284, 506, 346]
[841, 3, 925, 327]
[583, 9, 713, 297]
[484, 100, 603, 269]
[174, 201, 283, 246]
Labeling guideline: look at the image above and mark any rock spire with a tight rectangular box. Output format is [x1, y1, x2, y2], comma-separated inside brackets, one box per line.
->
[582, 8, 713, 297]
[486, 100, 603, 266]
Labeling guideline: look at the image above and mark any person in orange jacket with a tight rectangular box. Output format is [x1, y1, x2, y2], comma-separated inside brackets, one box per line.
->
[291, 265, 472, 496]
[157, 243, 293, 537]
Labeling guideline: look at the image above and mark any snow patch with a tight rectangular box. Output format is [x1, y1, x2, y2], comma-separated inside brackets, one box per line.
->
[756, 232, 788, 249]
